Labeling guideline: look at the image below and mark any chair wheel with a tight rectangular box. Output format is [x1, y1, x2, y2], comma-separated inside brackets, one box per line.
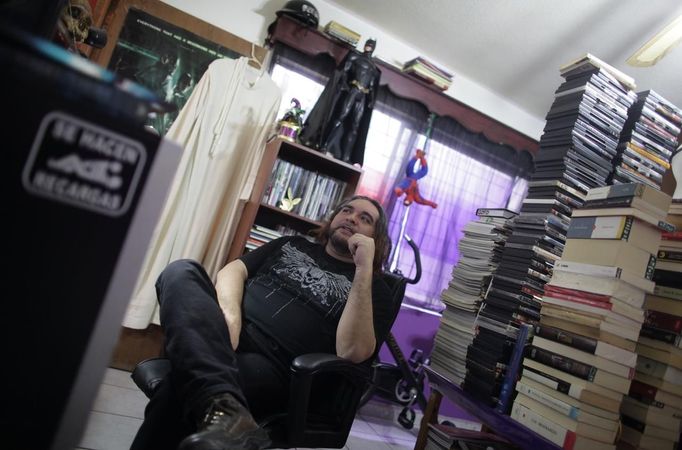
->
[398, 407, 415, 429]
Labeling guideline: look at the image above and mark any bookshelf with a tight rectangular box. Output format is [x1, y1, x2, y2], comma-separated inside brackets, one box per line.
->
[226, 137, 362, 261]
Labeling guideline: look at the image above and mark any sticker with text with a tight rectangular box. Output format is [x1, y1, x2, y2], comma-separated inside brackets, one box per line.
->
[22, 111, 147, 217]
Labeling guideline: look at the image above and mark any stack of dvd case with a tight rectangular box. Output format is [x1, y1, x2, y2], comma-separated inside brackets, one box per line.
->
[613, 89, 682, 190]
[462, 55, 638, 407]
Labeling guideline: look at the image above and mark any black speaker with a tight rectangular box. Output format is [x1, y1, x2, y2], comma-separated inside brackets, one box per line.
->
[2, 27, 181, 449]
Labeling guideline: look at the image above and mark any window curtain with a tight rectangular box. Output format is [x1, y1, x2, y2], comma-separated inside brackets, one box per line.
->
[358, 88, 534, 311]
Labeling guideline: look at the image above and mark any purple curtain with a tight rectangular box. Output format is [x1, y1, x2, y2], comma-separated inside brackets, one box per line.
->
[359, 90, 533, 312]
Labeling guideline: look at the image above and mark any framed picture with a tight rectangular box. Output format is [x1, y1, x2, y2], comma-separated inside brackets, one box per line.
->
[91, 0, 267, 134]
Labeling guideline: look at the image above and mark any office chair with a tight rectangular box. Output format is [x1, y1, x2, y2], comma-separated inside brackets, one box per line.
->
[130, 272, 407, 449]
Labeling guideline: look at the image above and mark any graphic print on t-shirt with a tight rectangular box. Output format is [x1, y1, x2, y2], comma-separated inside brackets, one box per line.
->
[261, 242, 352, 317]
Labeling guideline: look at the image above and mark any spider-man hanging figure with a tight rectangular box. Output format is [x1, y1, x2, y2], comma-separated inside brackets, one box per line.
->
[394, 149, 437, 208]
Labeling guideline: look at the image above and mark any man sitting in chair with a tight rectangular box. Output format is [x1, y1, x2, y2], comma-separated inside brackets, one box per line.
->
[131, 195, 395, 450]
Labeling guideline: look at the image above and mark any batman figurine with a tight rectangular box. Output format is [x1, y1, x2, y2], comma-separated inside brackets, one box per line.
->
[300, 39, 381, 165]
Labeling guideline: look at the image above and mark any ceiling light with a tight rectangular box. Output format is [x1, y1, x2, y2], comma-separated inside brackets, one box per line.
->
[627, 14, 682, 67]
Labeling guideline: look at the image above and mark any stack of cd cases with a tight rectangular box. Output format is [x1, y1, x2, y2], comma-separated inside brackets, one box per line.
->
[613, 89, 682, 190]
[462, 55, 638, 406]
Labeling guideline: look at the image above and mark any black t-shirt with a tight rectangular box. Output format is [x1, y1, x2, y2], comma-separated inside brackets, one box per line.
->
[239, 236, 394, 361]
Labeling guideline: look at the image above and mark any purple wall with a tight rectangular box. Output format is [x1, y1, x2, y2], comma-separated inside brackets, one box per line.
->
[378, 303, 478, 422]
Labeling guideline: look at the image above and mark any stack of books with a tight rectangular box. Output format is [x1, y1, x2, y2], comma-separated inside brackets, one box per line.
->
[323, 21, 360, 47]
[459, 56, 638, 409]
[402, 57, 453, 91]
[619, 202, 681, 450]
[246, 224, 282, 252]
[613, 90, 682, 190]
[430, 208, 516, 385]
[424, 422, 515, 450]
[509, 182, 673, 450]
[538, 56, 638, 194]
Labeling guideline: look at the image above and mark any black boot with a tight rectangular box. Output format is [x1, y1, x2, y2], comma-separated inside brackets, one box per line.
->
[179, 393, 270, 450]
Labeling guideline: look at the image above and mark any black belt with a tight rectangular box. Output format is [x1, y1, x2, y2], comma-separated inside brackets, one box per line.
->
[350, 80, 370, 93]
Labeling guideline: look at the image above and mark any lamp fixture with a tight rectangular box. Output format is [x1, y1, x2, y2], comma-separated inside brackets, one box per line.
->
[626, 14, 682, 67]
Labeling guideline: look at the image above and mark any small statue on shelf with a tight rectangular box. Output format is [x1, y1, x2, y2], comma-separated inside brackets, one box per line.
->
[277, 98, 306, 143]
[279, 187, 302, 212]
[299, 38, 381, 165]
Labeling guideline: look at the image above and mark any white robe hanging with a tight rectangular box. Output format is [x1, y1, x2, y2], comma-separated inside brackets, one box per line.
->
[123, 57, 282, 329]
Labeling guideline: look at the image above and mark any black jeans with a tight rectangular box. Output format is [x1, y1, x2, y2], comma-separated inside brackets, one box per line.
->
[130, 259, 289, 450]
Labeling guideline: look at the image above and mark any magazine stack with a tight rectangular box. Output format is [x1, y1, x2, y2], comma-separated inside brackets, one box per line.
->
[429, 207, 516, 385]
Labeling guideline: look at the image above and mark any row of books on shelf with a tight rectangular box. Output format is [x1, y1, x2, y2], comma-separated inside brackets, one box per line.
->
[401, 56, 453, 91]
[262, 158, 348, 222]
[322, 21, 361, 47]
[245, 224, 299, 251]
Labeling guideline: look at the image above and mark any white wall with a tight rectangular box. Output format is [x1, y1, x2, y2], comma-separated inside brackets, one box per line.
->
[161, 0, 545, 140]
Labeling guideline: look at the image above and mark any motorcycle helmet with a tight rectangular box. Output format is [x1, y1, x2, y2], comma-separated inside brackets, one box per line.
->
[276, 0, 320, 28]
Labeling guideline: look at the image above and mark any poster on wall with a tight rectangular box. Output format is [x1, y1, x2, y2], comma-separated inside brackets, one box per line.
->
[108, 8, 239, 135]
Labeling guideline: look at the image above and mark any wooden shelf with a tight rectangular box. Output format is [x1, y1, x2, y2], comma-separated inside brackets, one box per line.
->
[226, 138, 361, 261]
[276, 138, 363, 182]
[267, 15, 538, 155]
[258, 203, 323, 228]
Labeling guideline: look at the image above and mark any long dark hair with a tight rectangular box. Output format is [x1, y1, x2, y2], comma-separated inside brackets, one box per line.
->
[310, 195, 391, 274]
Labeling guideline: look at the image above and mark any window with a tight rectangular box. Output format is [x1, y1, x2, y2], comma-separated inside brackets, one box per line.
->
[270, 64, 325, 124]
[270, 58, 530, 311]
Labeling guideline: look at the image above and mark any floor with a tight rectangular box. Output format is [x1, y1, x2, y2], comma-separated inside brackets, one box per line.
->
[76, 368, 479, 450]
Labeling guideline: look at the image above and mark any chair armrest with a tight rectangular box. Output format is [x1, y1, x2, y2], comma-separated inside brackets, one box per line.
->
[286, 353, 370, 445]
[130, 357, 171, 399]
[291, 353, 370, 379]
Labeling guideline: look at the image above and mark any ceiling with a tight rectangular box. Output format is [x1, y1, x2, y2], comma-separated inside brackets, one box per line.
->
[324, 0, 682, 131]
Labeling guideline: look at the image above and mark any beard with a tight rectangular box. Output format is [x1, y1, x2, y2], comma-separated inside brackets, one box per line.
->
[328, 227, 352, 256]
